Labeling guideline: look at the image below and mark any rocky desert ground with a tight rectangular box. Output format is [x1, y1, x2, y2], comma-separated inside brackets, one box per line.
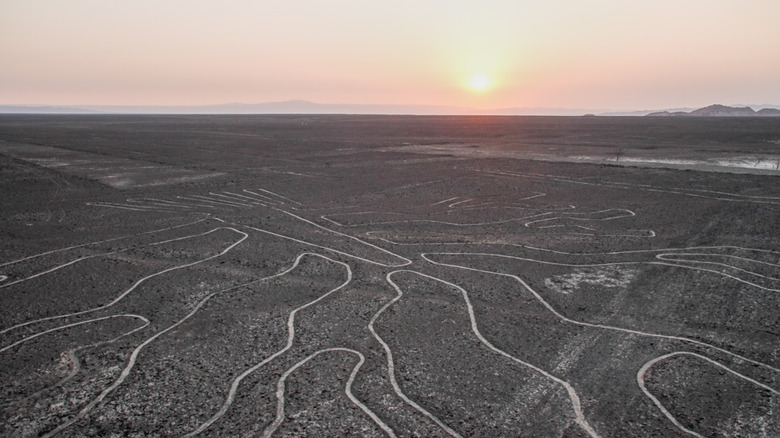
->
[0, 115, 778, 437]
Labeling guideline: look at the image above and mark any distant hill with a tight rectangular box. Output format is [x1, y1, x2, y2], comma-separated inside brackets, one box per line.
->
[0, 105, 100, 114]
[647, 104, 780, 117]
[0, 101, 597, 116]
[2, 101, 779, 117]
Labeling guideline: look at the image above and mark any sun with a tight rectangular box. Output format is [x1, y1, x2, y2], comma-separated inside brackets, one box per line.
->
[469, 74, 490, 92]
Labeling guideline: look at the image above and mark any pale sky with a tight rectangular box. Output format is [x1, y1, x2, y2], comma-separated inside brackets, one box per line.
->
[2, 0, 779, 110]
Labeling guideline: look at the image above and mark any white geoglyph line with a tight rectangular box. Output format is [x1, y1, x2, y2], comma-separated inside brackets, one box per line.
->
[86, 202, 176, 213]
[133, 198, 198, 208]
[368, 272, 463, 438]
[237, 223, 411, 268]
[431, 196, 459, 206]
[0, 227, 248, 335]
[127, 199, 191, 209]
[243, 189, 284, 204]
[183, 253, 351, 437]
[478, 169, 780, 205]
[656, 253, 780, 283]
[6, 314, 151, 404]
[656, 258, 780, 284]
[89, 188, 294, 212]
[387, 270, 600, 438]
[254, 188, 302, 205]
[0, 316, 151, 407]
[367, 233, 777, 279]
[0, 225, 242, 292]
[0, 314, 149, 354]
[176, 196, 241, 208]
[658, 252, 780, 268]
[447, 198, 473, 208]
[208, 192, 262, 206]
[363, 232, 478, 247]
[261, 209, 412, 267]
[524, 209, 636, 227]
[0, 250, 123, 290]
[518, 243, 780, 258]
[320, 210, 558, 228]
[422, 253, 780, 373]
[637, 351, 780, 437]
[99, 202, 172, 211]
[571, 230, 656, 238]
[187, 195, 253, 208]
[41, 276, 267, 438]
[218, 191, 268, 206]
[261, 348, 396, 438]
[167, 199, 221, 209]
[192, 194, 253, 208]
[0, 217, 210, 268]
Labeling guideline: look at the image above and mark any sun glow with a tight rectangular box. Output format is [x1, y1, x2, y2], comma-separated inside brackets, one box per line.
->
[469, 75, 490, 92]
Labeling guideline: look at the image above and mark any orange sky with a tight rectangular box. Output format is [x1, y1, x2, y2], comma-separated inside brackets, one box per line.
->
[2, 1, 779, 111]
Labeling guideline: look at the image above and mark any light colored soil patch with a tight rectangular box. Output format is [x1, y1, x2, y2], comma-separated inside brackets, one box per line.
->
[544, 266, 639, 294]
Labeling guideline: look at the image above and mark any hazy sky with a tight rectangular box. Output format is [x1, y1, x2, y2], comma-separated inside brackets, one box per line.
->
[2, 0, 779, 110]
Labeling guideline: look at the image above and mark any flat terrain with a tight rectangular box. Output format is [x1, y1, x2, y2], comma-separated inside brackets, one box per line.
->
[1, 114, 779, 437]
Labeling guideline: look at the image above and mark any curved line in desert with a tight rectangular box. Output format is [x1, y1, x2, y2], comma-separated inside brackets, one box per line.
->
[477, 169, 780, 205]
[386, 270, 601, 438]
[43, 255, 318, 438]
[183, 253, 351, 437]
[424, 251, 780, 293]
[656, 260, 780, 288]
[261, 347, 396, 438]
[278, 210, 412, 265]
[421, 252, 780, 373]
[367, 271, 463, 438]
[656, 253, 780, 282]
[0, 314, 150, 354]
[0, 227, 248, 335]
[637, 351, 780, 437]
[523, 208, 636, 227]
[320, 210, 558, 228]
[1, 222, 233, 291]
[3, 314, 151, 404]
[0, 216, 210, 268]
[40, 285, 242, 437]
[0, 249, 124, 290]
[658, 252, 780, 267]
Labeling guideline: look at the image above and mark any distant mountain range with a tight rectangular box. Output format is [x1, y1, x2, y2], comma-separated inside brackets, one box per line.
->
[1, 101, 779, 116]
[646, 104, 780, 117]
[0, 101, 591, 116]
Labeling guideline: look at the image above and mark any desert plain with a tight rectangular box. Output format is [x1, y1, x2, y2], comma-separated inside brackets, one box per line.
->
[0, 114, 779, 437]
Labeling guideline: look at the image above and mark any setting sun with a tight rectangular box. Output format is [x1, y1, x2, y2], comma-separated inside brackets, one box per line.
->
[469, 75, 490, 92]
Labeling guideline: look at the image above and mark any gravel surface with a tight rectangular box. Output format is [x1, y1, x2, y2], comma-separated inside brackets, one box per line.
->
[1, 115, 778, 437]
